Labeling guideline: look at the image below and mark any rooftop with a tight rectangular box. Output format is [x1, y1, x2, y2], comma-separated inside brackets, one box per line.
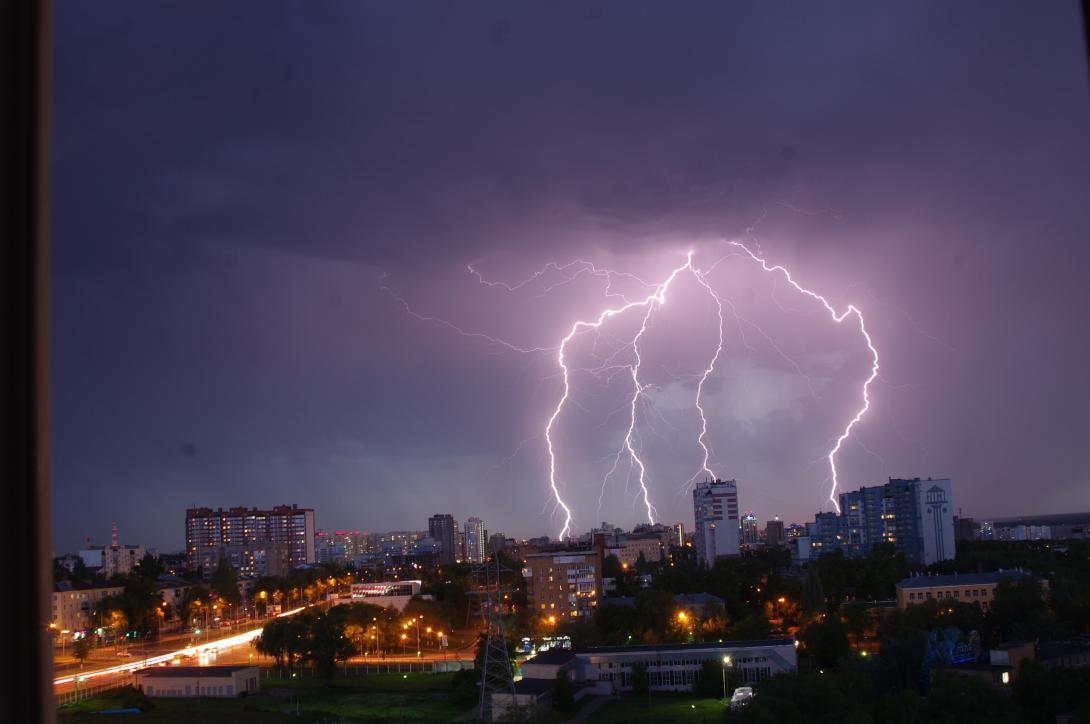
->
[524, 649, 576, 666]
[136, 665, 257, 678]
[896, 570, 1033, 589]
[582, 639, 794, 655]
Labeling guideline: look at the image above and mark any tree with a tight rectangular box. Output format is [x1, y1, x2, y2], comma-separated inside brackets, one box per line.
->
[631, 661, 649, 696]
[73, 636, 92, 668]
[300, 610, 355, 686]
[634, 589, 674, 642]
[727, 613, 771, 641]
[71, 556, 90, 582]
[798, 616, 850, 669]
[594, 601, 639, 645]
[553, 670, 574, 712]
[693, 659, 723, 699]
[133, 552, 164, 580]
[254, 618, 288, 674]
[802, 566, 827, 615]
[210, 558, 241, 610]
[602, 554, 623, 580]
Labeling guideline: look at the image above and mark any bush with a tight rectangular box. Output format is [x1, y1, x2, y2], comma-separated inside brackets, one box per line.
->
[118, 686, 154, 712]
[631, 662, 649, 696]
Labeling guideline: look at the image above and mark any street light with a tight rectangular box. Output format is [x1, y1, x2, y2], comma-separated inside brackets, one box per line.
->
[722, 655, 732, 700]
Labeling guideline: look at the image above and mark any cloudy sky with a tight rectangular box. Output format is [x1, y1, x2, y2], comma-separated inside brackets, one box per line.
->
[50, 1, 1090, 552]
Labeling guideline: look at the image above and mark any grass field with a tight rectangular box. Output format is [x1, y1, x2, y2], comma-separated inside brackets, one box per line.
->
[57, 672, 471, 723]
[589, 694, 728, 723]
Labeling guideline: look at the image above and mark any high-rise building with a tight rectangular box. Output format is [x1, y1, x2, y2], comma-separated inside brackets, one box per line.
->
[692, 478, 740, 566]
[428, 514, 456, 565]
[464, 517, 486, 564]
[806, 478, 955, 565]
[765, 518, 785, 547]
[523, 549, 601, 620]
[741, 513, 758, 548]
[185, 505, 316, 573]
[952, 516, 978, 542]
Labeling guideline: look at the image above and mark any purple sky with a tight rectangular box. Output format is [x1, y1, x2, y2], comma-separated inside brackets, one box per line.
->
[51, 2, 1090, 553]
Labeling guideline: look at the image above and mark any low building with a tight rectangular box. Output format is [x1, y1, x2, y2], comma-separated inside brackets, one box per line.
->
[156, 575, 196, 617]
[521, 649, 576, 680]
[895, 570, 1041, 610]
[673, 593, 726, 619]
[606, 535, 664, 568]
[490, 678, 566, 720]
[575, 639, 797, 692]
[492, 650, 585, 719]
[1036, 637, 1090, 669]
[135, 665, 259, 698]
[338, 580, 423, 612]
[523, 550, 602, 621]
[51, 581, 124, 635]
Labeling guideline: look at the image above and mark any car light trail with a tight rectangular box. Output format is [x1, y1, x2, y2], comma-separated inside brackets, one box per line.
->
[53, 606, 308, 687]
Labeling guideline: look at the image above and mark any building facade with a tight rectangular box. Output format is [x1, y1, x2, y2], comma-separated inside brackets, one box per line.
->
[523, 550, 602, 620]
[51, 582, 124, 635]
[464, 517, 486, 564]
[185, 505, 316, 573]
[79, 543, 146, 578]
[576, 639, 797, 692]
[136, 665, 259, 698]
[428, 514, 456, 565]
[765, 519, 785, 547]
[807, 478, 955, 565]
[693, 478, 740, 566]
[606, 534, 664, 568]
[741, 514, 758, 548]
[895, 570, 1041, 610]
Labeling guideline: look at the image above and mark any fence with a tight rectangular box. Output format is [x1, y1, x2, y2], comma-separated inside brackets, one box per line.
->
[262, 659, 474, 678]
[56, 674, 135, 706]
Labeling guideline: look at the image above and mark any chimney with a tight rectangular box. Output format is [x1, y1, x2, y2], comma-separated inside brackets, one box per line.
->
[111, 522, 119, 549]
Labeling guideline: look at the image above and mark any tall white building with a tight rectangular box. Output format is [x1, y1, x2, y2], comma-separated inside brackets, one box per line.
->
[692, 478, 740, 566]
[464, 516, 486, 564]
[916, 478, 956, 566]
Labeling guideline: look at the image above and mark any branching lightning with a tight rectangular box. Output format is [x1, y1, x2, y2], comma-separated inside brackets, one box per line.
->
[729, 241, 879, 513]
[384, 240, 880, 536]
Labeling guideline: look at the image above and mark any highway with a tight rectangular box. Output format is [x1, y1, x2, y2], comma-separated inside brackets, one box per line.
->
[54, 606, 478, 695]
[53, 606, 308, 695]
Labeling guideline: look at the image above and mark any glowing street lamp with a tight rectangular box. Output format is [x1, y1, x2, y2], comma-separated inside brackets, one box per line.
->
[722, 655, 732, 700]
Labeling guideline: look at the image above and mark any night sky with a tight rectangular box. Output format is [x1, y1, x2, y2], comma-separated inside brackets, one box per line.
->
[50, 2, 1090, 553]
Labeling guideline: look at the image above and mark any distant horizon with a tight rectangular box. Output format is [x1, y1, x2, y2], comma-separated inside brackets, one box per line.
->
[57, 497, 1090, 557]
[50, 3, 1090, 554]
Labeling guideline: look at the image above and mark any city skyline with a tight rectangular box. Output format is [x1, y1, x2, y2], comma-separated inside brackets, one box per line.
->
[50, 3, 1090, 553]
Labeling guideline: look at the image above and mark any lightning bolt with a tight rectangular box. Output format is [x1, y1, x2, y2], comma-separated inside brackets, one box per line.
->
[547, 253, 696, 539]
[729, 241, 879, 513]
[387, 242, 880, 537]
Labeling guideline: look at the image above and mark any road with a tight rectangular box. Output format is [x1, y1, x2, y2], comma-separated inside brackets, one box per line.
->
[54, 607, 480, 695]
[53, 607, 309, 695]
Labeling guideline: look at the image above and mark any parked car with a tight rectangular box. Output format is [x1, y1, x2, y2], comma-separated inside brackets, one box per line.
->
[730, 686, 754, 710]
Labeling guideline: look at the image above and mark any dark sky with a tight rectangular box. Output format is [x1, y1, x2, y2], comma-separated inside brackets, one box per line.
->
[51, 1, 1090, 553]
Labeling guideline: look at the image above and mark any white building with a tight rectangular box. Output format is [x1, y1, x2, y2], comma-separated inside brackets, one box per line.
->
[51, 582, 124, 635]
[79, 543, 146, 578]
[693, 479, 740, 566]
[135, 665, 259, 698]
[917, 478, 956, 566]
[576, 639, 797, 692]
